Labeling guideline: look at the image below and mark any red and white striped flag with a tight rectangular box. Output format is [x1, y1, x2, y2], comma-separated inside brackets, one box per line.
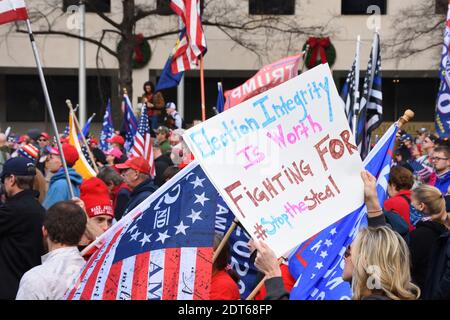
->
[170, 0, 207, 74]
[65, 161, 218, 300]
[130, 106, 155, 177]
[0, 0, 28, 25]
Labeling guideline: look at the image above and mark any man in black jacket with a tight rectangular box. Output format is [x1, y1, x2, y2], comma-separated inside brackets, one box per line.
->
[153, 144, 173, 187]
[0, 157, 46, 299]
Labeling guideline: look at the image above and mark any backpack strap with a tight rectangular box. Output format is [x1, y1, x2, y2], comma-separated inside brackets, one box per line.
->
[399, 194, 411, 205]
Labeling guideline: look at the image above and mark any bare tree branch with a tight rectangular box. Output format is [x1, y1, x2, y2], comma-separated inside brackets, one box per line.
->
[15, 28, 118, 58]
[83, 0, 121, 29]
[386, 1, 445, 60]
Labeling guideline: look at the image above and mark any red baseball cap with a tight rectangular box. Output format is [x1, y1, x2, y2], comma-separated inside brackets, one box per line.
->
[89, 137, 98, 145]
[50, 144, 79, 166]
[107, 135, 125, 145]
[39, 132, 50, 140]
[115, 156, 150, 175]
[18, 135, 29, 144]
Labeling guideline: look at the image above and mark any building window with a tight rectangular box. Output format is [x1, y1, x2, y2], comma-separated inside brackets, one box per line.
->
[436, 0, 448, 14]
[341, 0, 386, 15]
[6, 75, 111, 122]
[249, 0, 296, 15]
[62, 0, 111, 13]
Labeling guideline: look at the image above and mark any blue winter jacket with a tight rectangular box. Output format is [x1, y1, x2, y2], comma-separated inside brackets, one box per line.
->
[122, 178, 157, 217]
[43, 167, 83, 209]
[434, 170, 450, 195]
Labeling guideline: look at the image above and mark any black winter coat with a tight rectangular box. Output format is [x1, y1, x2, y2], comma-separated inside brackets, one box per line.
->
[422, 230, 450, 300]
[0, 190, 45, 299]
[408, 220, 448, 293]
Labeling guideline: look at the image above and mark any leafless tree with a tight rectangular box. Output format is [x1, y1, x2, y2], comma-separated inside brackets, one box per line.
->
[386, 1, 445, 62]
[4, 0, 330, 120]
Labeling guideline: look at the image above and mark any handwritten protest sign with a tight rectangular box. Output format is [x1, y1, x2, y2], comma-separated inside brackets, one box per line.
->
[184, 64, 364, 257]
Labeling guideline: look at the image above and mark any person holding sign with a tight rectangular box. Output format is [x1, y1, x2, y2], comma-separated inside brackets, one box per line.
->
[252, 171, 420, 300]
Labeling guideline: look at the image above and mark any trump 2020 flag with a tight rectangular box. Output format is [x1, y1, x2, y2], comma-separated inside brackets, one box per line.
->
[214, 195, 258, 299]
[288, 122, 398, 300]
[65, 160, 218, 300]
[100, 99, 114, 151]
[436, 0, 450, 138]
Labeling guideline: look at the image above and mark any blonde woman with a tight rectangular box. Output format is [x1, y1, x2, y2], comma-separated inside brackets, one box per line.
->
[343, 226, 420, 300]
[252, 171, 420, 300]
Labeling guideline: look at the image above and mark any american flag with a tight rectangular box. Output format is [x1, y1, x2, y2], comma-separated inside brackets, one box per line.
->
[100, 99, 115, 151]
[340, 57, 358, 132]
[169, 0, 207, 74]
[289, 122, 397, 300]
[131, 106, 155, 177]
[0, 0, 28, 25]
[63, 124, 70, 137]
[121, 94, 138, 153]
[65, 161, 218, 300]
[355, 32, 383, 160]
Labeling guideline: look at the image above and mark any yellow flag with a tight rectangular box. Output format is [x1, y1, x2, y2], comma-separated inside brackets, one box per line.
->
[68, 112, 96, 179]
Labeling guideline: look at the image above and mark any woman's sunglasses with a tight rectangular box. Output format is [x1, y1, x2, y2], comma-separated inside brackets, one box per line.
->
[344, 245, 351, 259]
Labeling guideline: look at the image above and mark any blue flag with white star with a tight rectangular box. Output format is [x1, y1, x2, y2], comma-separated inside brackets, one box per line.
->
[288, 122, 398, 300]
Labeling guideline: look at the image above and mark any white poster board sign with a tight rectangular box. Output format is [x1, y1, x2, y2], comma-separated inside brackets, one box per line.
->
[184, 64, 364, 257]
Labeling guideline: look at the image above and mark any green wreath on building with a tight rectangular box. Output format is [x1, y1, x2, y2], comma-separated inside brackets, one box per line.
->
[117, 33, 151, 69]
[302, 37, 336, 69]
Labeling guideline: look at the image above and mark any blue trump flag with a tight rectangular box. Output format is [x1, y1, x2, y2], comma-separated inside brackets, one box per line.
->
[216, 82, 225, 113]
[100, 99, 115, 151]
[214, 195, 258, 299]
[121, 94, 138, 152]
[288, 122, 398, 300]
[80, 113, 95, 139]
[435, 2, 450, 138]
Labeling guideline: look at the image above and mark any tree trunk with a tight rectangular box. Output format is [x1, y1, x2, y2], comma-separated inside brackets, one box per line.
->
[113, 0, 136, 127]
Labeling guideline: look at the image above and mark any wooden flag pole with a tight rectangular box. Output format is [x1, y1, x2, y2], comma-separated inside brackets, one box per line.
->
[25, 19, 75, 199]
[212, 219, 239, 264]
[397, 109, 414, 129]
[66, 100, 99, 174]
[300, 44, 309, 74]
[393, 109, 414, 151]
[200, 55, 206, 121]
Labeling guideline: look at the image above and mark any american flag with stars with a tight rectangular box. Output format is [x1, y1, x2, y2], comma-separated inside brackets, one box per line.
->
[169, 0, 207, 74]
[65, 161, 218, 300]
[289, 122, 398, 300]
[131, 106, 155, 177]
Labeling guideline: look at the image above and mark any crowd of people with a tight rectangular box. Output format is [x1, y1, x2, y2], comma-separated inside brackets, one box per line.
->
[0, 107, 449, 300]
[0, 104, 195, 300]
[251, 127, 450, 300]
